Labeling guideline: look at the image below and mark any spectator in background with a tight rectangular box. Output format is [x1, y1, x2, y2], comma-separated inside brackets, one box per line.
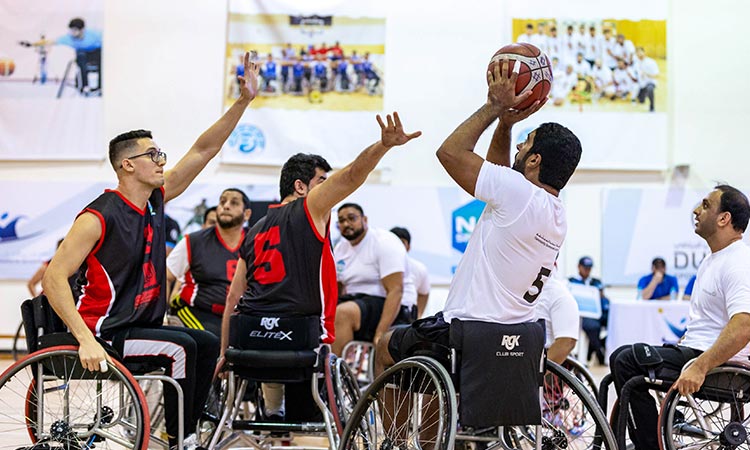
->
[683, 274, 697, 300]
[390, 227, 430, 319]
[569, 256, 608, 365]
[203, 206, 218, 229]
[165, 214, 181, 256]
[27, 239, 65, 297]
[638, 257, 679, 300]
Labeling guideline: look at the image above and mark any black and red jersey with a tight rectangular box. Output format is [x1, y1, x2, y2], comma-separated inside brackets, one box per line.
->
[238, 197, 337, 343]
[178, 227, 243, 316]
[76, 188, 167, 339]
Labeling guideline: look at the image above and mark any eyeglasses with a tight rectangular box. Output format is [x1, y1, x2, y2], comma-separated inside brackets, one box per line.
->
[126, 149, 167, 165]
[337, 214, 361, 225]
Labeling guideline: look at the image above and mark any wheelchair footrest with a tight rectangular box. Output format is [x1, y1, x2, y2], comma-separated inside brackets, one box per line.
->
[231, 420, 327, 433]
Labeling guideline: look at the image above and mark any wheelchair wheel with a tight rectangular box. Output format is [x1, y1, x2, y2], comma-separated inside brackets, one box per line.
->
[503, 360, 617, 449]
[327, 354, 362, 435]
[340, 356, 457, 450]
[0, 345, 149, 450]
[659, 365, 750, 450]
[564, 356, 599, 398]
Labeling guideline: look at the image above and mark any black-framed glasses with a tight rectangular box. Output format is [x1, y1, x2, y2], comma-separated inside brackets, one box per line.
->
[126, 149, 167, 165]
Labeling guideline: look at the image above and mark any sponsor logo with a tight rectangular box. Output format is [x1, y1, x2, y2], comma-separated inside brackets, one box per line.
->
[249, 330, 293, 341]
[336, 259, 346, 274]
[0, 212, 42, 243]
[451, 199, 486, 253]
[260, 317, 280, 330]
[227, 124, 266, 154]
[501, 334, 521, 351]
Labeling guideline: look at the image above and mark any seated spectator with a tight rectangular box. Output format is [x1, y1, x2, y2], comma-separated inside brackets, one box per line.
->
[390, 227, 430, 319]
[637, 257, 679, 300]
[569, 256, 608, 365]
[683, 274, 697, 300]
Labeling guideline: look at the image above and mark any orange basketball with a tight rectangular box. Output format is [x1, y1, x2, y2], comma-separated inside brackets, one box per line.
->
[488, 43, 552, 110]
[0, 58, 15, 76]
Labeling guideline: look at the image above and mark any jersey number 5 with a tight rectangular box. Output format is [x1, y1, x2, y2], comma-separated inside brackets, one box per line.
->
[253, 226, 287, 284]
[523, 267, 551, 303]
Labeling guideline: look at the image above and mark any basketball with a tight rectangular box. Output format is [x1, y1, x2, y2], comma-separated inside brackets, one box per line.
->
[0, 58, 15, 76]
[488, 43, 552, 110]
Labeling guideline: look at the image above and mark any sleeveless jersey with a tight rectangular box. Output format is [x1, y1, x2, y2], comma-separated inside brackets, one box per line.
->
[178, 227, 244, 316]
[237, 197, 337, 343]
[76, 188, 167, 339]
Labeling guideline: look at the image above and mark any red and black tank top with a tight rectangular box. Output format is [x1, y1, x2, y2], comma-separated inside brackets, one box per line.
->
[238, 197, 337, 343]
[178, 226, 244, 316]
[76, 188, 167, 339]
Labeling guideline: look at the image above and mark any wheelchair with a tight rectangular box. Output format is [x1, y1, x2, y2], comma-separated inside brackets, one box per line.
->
[203, 314, 360, 450]
[339, 320, 617, 450]
[600, 345, 750, 450]
[342, 340, 375, 386]
[0, 296, 186, 450]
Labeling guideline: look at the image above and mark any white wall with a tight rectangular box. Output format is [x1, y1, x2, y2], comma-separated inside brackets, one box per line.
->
[2, 0, 750, 336]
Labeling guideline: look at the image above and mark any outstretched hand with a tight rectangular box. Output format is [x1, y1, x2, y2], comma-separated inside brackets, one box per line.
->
[487, 59, 533, 112]
[377, 112, 422, 148]
[238, 52, 260, 102]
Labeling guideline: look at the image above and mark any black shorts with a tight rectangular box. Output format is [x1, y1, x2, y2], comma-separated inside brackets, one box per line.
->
[388, 312, 451, 364]
[340, 294, 416, 342]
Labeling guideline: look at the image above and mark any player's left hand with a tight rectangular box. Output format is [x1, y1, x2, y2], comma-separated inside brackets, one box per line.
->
[377, 112, 422, 148]
[238, 52, 260, 102]
[673, 364, 706, 396]
[487, 59, 533, 111]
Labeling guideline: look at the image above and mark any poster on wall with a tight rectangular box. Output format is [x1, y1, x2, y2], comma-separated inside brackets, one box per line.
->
[504, 0, 668, 170]
[0, 0, 104, 160]
[221, 0, 387, 167]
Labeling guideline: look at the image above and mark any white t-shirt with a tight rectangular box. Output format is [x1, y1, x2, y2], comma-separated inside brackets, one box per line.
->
[442, 162, 567, 324]
[681, 240, 750, 361]
[402, 256, 430, 308]
[534, 278, 580, 347]
[633, 56, 659, 87]
[593, 66, 613, 87]
[334, 227, 407, 298]
[552, 71, 577, 99]
[166, 237, 189, 283]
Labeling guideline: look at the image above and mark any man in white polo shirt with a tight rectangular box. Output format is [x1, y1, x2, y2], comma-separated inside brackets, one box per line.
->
[610, 184, 750, 450]
[377, 58, 582, 366]
[332, 203, 408, 355]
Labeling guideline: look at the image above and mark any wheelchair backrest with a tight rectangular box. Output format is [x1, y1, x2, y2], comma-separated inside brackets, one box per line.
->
[229, 314, 321, 351]
[20, 295, 67, 353]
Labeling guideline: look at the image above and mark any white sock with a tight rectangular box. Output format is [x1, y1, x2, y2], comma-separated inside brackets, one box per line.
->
[262, 383, 285, 416]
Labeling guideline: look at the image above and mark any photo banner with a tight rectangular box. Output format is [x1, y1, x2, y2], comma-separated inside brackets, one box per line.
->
[0, 0, 104, 160]
[0, 180, 486, 285]
[221, 0, 387, 167]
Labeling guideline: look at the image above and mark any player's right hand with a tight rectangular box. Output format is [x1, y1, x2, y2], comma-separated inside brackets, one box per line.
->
[78, 339, 111, 373]
[487, 59, 533, 111]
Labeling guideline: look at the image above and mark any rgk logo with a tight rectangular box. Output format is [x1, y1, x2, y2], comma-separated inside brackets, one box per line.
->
[501, 335, 521, 351]
[260, 317, 280, 330]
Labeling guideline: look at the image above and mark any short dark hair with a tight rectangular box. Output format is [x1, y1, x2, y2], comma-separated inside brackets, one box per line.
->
[279, 153, 332, 199]
[390, 227, 411, 244]
[222, 188, 251, 210]
[338, 203, 364, 216]
[716, 184, 750, 232]
[652, 257, 666, 267]
[68, 18, 85, 30]
[529, 123, 582, 191]
[203, 206, 217, 223]
[108, 129, 152, 170]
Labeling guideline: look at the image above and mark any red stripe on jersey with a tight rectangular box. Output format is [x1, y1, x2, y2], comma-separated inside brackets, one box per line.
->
[77, 255, 114, 334]
[82, 208, 107, 254]
[303, 197, 325, 243]
[180, 270, 197, 307]
[319, 236, 338, 344]
[105, 189, 146, 215]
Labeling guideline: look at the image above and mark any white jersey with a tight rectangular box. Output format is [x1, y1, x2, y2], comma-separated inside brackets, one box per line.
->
[633, 56, 659, 88]
[401, 256, 430, 308]
[601, 37, 617, 68]
[534, 278, 580, 347]
[681, 240, 750, 362]
[572, 60, 591, 78]
[559, 33, 579, 64]
[167, 238, 189, 283]
[613, 67, 635, 93]
[592, 65, 613, 88]
[442, 162, 567, 324]
[583, 34, 600, 62]
[530, 34, 549, 54]
[334, 227, 407, 298]
[552, 71, 577, 100]
[610, 40, 635, 64]
[546, 36, 561, 61]
[517, 33, 534, 44]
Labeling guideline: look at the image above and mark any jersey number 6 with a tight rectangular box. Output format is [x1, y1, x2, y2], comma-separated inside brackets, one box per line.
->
[253, 226, 287, 284]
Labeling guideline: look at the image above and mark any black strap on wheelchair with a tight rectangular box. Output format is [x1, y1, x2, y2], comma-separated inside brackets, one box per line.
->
[617, 376, 654, 450]
[631, 343, 664, 382]
[598, 373, 615, 412]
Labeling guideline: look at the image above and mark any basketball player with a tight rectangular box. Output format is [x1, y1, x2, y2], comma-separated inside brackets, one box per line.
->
[378, 58, 582, 367]
[221, 112, 420, 420]
[167, 188, 251, 336]
[42, 53, 260, 450]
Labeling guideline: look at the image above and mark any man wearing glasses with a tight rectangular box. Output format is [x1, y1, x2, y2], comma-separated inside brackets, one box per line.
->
[332, 202, 410, 357]
[42, 53, 260, 450]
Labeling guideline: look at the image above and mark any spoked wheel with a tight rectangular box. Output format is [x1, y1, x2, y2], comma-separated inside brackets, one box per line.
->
[327, 354, 362, 435]
[659, 366, 750, 450]
[340, 356, 457, 450]
[2, 345, 149, 450]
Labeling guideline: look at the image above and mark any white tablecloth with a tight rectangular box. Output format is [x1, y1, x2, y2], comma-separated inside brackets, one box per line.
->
[606, 298, 691, 362]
